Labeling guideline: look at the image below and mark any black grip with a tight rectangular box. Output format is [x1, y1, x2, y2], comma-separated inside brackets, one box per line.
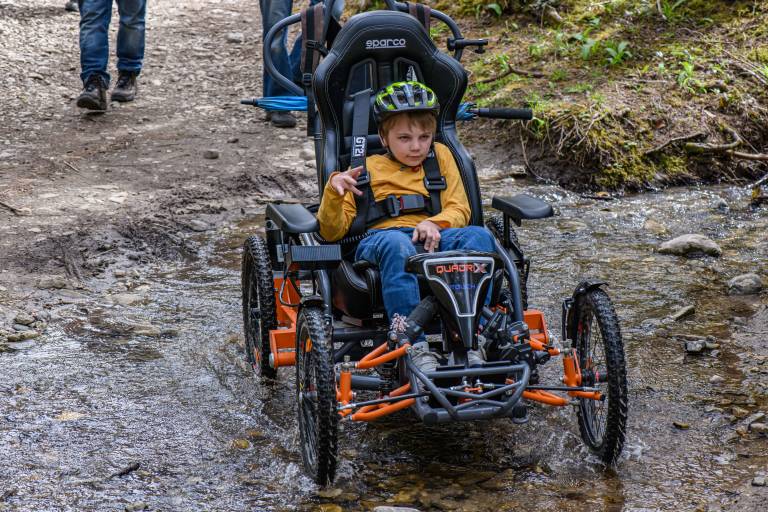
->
[240, 98, 258, 106]
[475, 107, 533, 120]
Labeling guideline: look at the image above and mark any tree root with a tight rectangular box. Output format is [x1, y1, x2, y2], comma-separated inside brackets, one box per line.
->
[682, 124, 768, 161]
[643, 131, 707, 156]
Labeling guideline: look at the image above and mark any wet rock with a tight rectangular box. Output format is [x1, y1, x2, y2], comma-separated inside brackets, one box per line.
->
[658, 234, 722, 257]
[37, 276, 68, 289]
[300, 147, 315, 161]
[752, 476, 766, 487]
[226, 32, 244, 43]
[670, 305, 695, 321]
[187, 220, 211, 232]
[128, 323, 162, 337]
[732, 407, 750, 419]
[643, 218, 668, 235]
[710, 375, 725, 384]
[12, 323, 33, 332]
[743, 412, 766, 426]
[372, 507, 421, 512]
[227, 137, 239, 143]
[109, 293, 145, 306]
[749, 423, 767, 433]
[712, 197, 729, 210]
[317, 488, 343, 499]
[124, 503, 148, 512]
[727, 273, 764, 295]
[56, 411, 85, 421]
[6, 330, 40, 342]
[232, 439, 251, 450]
[673, 421, 691, 429]
[203, 149, 220, 160]
[685, 340, 705, 353]
[14, 312, 35, 326]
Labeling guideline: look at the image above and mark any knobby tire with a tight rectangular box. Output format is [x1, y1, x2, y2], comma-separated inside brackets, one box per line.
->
[241, 235, 277, 379]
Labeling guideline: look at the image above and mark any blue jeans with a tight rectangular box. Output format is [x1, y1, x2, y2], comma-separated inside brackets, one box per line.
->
[260, 0, 344, 100]
[355, 226, 497, 322]
[78, 0, 146, 84]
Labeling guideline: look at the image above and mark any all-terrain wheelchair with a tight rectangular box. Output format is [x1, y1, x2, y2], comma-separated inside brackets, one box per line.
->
[241, 0, 628, 485]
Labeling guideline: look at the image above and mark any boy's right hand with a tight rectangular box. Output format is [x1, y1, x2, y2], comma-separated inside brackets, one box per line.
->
[330, 166, 364, 197]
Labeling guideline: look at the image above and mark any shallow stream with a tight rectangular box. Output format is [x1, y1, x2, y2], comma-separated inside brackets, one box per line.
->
[1, 182, 767, 511]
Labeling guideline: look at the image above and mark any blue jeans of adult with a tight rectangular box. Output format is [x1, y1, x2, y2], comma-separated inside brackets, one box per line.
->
[78, 0, 146, 84]
[355, 226, 497, 322]
[260, 0, 344, 99]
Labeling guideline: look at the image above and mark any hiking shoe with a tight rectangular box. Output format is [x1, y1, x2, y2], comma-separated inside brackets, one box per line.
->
[64, 0, 78, 11]
[76, 74, 107, 111]
[111, 71, 138, 102]
[410, 342, 440, 374]
[269, 111, 297, 128]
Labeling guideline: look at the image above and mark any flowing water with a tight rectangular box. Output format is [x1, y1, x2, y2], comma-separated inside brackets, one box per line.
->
[1, 182, 766, 511]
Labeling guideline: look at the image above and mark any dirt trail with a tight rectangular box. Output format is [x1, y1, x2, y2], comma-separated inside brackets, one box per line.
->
[0, 0, 316, 302]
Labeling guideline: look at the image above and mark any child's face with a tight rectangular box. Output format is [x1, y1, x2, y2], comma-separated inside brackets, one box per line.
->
[381, 115, 434, 168]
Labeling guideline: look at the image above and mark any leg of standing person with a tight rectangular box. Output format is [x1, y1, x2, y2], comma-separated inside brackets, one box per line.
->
[260, 0, 297, 128]
[77, 0, 111, 110]
[65, 0, 79, 12]
[111, 0, 146, 102]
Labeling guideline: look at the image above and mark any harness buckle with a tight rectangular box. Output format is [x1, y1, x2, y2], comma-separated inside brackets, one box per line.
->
[305, 40, 328, 56]
[301, 73, 313, 87]
[356, 173, 371, 187]
[423, 175, 447, 191]
[385, 195, 401, 217]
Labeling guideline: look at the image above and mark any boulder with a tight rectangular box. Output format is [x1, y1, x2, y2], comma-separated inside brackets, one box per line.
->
[659, 234, 721, 257]
[727, 273, 763, 295]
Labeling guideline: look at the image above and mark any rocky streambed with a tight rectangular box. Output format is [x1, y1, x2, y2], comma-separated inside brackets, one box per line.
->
[2, 180, 766, 511]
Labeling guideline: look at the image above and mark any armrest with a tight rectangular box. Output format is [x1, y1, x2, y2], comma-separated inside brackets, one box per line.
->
[491, 194, 553, 225]
[265, 203, 319, 234]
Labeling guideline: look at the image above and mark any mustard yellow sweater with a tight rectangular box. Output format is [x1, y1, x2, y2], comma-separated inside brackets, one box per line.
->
[317, 143, 470, 242]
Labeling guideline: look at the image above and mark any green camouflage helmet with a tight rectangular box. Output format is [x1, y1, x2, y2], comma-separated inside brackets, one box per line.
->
[373, 81, 439, 122]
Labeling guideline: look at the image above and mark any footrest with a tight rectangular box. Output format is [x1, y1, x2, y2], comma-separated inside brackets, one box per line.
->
[286, 244, 342, 271]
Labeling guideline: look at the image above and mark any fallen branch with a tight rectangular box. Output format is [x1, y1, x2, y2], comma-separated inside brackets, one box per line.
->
[730, 151, 768, 161]
[475, 67, 545, 85]
[643, 131, 707, 156]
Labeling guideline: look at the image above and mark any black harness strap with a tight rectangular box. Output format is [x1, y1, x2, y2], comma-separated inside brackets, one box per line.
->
[406, 2, 431, 32]
[422, 146, 446, 214]
[349, 89, 374, 237]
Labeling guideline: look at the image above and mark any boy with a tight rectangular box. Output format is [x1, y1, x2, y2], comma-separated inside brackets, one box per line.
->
[316, 82, 494, 367]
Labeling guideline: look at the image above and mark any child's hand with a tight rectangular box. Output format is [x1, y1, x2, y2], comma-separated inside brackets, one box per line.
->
[412, 220, 441, 252]
[330, 166, 364, 197]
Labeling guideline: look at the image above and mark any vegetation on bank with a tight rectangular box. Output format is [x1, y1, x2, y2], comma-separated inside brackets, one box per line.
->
[362, 1, 768, 190]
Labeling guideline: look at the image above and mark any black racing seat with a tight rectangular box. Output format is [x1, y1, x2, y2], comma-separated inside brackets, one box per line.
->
[312, 10, 481, 321]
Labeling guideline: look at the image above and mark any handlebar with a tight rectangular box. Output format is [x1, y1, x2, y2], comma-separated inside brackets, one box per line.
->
[469, 107, 533, 120]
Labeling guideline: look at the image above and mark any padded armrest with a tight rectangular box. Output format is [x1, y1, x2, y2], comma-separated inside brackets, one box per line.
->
[491, 194, 553, 224]
[266, 203, 319, 234]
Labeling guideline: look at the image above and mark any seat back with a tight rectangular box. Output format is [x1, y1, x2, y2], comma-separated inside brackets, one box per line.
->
[312, 10, 483, 226]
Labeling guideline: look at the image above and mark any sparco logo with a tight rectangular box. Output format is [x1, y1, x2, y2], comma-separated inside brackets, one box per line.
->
[365, 38, 406, 50]
[352, 136, 366, 157]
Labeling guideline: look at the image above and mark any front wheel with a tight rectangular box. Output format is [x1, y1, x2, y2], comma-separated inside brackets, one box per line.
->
[296, 307, 338, 485]
[571, 288, 628, 464]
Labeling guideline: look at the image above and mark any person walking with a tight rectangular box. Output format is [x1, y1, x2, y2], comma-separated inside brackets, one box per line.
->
[259, 0, 343, 128]
[76, 0, 146, 111]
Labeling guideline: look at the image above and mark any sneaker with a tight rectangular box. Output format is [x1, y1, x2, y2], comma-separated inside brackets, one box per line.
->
[269, 111, 297, 128]
[76, 74, 107, 111]
[111, 71, 138, 102]
[64, 0, 78, 11]
[410, 341, 440, 374]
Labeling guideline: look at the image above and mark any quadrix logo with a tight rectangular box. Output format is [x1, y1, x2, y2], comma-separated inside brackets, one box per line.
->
[365, 38, 406, 50]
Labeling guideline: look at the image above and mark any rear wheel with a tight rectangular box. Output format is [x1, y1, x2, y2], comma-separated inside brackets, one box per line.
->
[241, 235, 277, 379]
[296, 307, 338, 485]
[485, 214, 528, 310]
[572, 288, 628, 464]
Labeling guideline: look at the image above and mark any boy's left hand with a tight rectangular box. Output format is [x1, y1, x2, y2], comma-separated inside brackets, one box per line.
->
[412, 220, 441, 252]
